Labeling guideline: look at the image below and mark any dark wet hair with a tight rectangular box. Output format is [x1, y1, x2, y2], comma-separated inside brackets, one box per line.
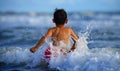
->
[53, 9, 67, 24]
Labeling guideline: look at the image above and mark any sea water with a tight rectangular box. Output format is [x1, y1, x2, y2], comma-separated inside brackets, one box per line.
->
[0, 13, 120, 71]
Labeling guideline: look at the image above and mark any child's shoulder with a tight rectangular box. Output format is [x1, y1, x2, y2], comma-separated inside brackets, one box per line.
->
[63, 27, 73, 33]
[65, 27, 73, 30]
[47, 27, 57, 32]
[48, 27, 56, 30]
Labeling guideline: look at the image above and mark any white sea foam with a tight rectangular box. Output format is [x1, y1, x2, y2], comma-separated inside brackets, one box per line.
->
[48, 37, 120, 71]
[0, 36, 120, 71]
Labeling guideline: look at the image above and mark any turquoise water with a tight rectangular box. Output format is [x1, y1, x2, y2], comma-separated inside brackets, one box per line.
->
[0, 13, 120, 71]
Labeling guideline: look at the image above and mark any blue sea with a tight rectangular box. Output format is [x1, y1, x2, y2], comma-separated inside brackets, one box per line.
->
[0, 13, 120, 71]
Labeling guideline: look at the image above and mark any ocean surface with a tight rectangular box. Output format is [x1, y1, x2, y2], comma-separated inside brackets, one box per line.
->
[0, 13, 120, 71]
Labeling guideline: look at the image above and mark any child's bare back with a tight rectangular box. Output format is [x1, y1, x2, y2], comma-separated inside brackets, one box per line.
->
[45, 25, 78, 46]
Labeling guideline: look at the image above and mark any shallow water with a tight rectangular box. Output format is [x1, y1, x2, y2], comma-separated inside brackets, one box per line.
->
[0, 13, 120, 71]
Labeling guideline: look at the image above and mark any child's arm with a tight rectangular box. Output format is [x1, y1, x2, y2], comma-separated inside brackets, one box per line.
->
[30, 28, 52, 53]
[71, 38, 77, 51]
[30, 36, 46, 53]
[70, 29, 79, 51]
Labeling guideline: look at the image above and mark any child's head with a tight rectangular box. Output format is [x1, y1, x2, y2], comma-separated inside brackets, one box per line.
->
[53, 9, 68, 25]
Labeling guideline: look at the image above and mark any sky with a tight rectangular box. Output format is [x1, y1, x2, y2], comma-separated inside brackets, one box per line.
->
[0, 0, 120, 13]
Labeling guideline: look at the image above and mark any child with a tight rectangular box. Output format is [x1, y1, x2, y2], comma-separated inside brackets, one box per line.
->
[30, 9, 78, 61]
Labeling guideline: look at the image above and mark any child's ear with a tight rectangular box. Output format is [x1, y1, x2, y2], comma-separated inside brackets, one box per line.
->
[52, 19, 55, 23]
[65, 19, 68, 24]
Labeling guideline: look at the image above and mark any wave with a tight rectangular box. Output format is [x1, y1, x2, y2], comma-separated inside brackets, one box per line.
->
[0, 38, 120, 71]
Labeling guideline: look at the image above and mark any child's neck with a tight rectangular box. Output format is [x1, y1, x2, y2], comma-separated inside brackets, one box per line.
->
[56, 25, 64, 28]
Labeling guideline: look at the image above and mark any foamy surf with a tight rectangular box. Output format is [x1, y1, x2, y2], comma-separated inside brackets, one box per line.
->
[0, 37, 120, 71]
[49, 38, 120, 71]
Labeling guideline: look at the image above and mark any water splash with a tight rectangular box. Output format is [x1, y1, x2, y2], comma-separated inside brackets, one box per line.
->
[48, 37, 120, 71]
[0, 37, 120, 71]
